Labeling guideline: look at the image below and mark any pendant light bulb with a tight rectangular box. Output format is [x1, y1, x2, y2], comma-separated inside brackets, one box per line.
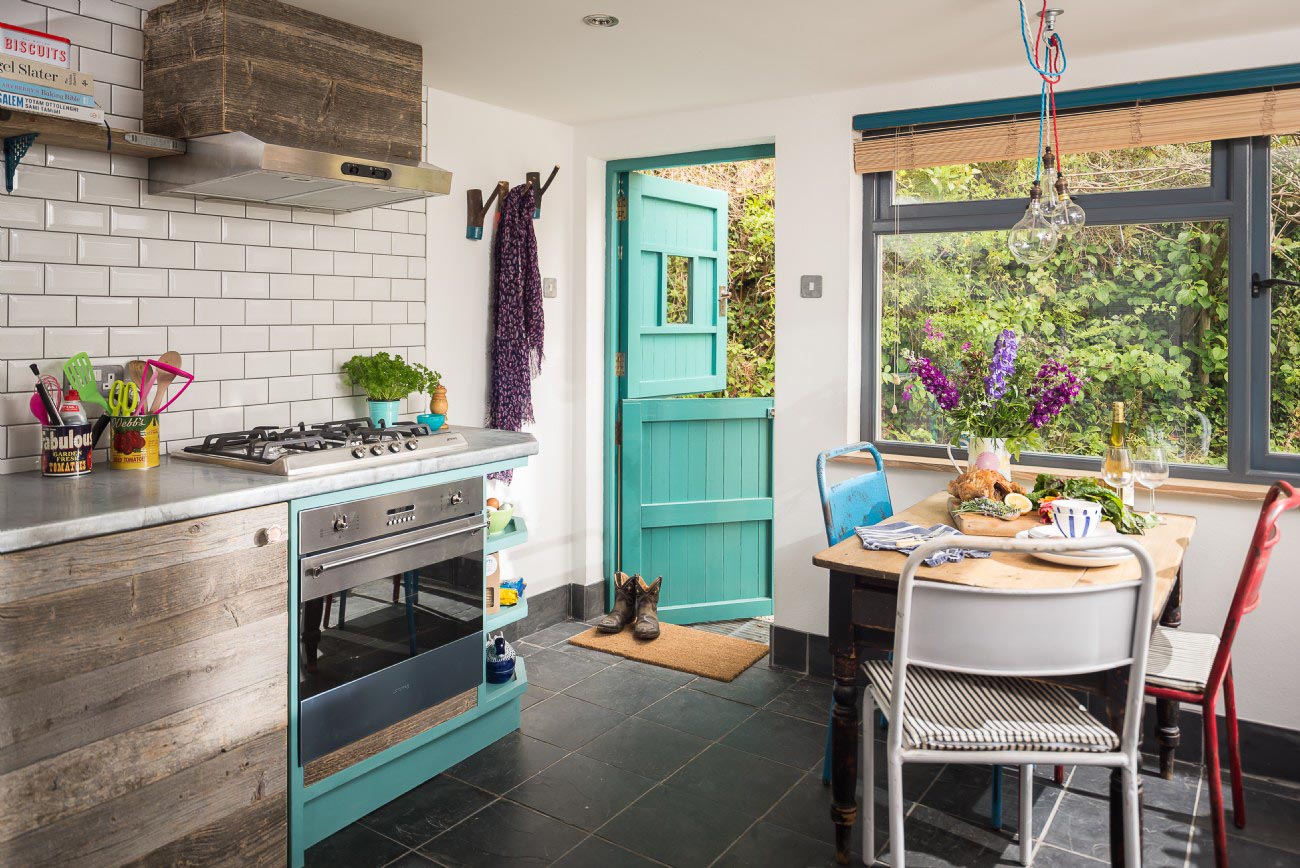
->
[1053, 174, 1086, 236]
[1009, 181, 1059, 265]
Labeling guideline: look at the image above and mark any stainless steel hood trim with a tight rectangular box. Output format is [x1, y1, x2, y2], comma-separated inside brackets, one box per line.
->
[147, 132, 452, 213]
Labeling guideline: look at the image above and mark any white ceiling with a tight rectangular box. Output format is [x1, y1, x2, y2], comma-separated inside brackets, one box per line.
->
[287, 0, 1294, 125]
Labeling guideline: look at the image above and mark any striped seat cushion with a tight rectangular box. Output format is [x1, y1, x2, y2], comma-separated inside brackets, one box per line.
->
[863, 659, 1118, 752]
[1147, 626, 1219, 693]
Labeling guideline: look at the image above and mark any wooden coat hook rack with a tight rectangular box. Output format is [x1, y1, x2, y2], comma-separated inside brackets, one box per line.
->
[465, 165, 560, 239]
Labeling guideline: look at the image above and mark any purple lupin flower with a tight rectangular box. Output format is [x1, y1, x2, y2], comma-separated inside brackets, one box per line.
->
[909, 356, 961, 411]
[1026, 358, 1083, 428]
[983, 329, 1019, 401]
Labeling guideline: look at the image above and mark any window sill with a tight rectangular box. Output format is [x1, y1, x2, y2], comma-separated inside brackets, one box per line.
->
[831, 451, 1274, 502]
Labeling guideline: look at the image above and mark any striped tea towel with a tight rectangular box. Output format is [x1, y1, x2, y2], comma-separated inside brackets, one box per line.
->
[853, 521, 993, 567]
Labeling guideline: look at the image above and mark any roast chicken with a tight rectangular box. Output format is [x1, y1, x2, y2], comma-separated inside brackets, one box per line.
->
[947, 468, 1026, 502]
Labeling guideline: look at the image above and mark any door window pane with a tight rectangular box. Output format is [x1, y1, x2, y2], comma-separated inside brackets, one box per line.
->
[666, 254, 691, 324]
[1270, 134, 1300, 455]
[893, 142, 1213, 204]
[879, 220, 1229, 465]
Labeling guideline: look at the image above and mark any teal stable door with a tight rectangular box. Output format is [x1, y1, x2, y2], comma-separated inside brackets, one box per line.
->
[616, 172, 774, 624]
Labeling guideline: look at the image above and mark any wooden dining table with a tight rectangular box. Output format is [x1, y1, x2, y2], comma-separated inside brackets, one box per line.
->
[812, 491, 1197, 866]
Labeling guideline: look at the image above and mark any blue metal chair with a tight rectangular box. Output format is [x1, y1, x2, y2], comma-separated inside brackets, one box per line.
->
[814, 443, 1007, 830]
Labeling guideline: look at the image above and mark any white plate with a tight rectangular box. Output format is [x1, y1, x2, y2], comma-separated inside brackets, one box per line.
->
[1013, 529, 1135, 567]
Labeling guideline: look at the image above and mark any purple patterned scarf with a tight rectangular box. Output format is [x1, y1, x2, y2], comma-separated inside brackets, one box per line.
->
[489, 184, 545, 480]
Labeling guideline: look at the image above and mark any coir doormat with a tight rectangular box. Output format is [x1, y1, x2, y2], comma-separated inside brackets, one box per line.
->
[566, 623, 769, 682]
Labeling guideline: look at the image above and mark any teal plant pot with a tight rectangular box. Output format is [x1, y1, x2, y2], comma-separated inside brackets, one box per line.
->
[367, 400, 400, 427]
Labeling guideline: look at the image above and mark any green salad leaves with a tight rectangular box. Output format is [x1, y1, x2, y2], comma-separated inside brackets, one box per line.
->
[1029, 474, 1154, 535]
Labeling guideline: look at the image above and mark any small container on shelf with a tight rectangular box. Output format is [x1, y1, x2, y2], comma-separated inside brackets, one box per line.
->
[485, 633, 516, 684]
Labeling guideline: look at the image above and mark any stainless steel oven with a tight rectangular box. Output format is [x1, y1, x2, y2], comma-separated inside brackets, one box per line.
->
[298, 479, 484, 765]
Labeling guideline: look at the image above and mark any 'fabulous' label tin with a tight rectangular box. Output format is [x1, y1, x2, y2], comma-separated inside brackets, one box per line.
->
[41, 423, 93, 477]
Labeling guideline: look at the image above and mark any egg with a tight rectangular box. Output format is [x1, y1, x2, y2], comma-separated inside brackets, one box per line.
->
[486, 497, 501, 508]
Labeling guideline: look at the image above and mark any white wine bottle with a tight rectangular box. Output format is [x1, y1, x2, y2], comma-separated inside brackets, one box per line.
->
[1108, 402, 1135, 507]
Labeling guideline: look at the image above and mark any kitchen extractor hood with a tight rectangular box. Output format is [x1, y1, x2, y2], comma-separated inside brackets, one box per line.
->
[147, 132, 451, 213]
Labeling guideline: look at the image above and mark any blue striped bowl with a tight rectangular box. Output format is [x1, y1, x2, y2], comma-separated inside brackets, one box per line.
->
[1050, 499, 1104, 539]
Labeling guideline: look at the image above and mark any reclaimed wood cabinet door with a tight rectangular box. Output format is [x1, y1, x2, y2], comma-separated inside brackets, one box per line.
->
[0, 504, 290, 867]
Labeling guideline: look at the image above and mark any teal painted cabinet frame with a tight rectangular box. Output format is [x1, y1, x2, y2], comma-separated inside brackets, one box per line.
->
[287, 457, 530, 866]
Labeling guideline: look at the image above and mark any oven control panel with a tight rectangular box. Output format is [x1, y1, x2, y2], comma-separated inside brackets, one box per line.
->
[298, 476, 484, 555]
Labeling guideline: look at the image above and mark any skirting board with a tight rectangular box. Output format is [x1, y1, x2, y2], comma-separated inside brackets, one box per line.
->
[771, 624, 1300, 786]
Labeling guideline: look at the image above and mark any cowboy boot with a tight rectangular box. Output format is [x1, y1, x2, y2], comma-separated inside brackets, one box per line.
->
[632, 575, 662, 640]
[596, 571, 636, 633]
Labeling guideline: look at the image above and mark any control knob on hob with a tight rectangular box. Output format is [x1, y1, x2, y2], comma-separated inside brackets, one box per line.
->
[405, 439, 419, 450]
[370, 444, 386, 456]
[351, 446, 366, 459]
[388, 442, 403, 453]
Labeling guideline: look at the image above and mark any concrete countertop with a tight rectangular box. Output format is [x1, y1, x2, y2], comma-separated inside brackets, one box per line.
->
[0, 426, 537, 553]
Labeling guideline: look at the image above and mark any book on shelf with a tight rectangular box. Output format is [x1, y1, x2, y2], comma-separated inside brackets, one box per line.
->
[0, 22, 71, 69]
[0, 77, 95, 106]
[0, 91, 102, 123]
[0, 55, 93, 95]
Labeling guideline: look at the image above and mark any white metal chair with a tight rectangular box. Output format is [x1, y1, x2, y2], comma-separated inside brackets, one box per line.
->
[862, 534, 1158, 867]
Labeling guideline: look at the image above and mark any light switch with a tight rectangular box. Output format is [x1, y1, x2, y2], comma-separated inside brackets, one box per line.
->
[543, 277, 558, 298]
[800, 275, 823, 298]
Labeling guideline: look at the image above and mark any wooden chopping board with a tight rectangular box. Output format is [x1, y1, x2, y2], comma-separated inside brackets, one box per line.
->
[947, 498, 1115, 538]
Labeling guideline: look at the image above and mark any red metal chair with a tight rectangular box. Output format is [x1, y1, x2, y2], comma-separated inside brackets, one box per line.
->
[1144, 480, 1300, 868]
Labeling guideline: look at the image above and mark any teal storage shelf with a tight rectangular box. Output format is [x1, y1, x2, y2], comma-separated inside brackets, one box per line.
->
[485, 516, 528, 554]
[485, 596, 528, 633]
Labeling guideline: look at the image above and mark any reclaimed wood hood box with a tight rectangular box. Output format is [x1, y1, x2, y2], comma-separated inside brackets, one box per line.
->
[143, 0, 422, 165]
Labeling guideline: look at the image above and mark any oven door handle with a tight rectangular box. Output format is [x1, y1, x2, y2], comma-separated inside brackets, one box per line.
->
[307, 518, 487, 578]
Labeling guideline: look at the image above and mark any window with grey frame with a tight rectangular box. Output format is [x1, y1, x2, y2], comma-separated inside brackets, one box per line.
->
[861, 135, 1300, 483]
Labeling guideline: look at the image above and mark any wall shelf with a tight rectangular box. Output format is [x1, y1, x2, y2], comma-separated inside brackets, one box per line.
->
[484, 596, 528, 633]
[0, 108, 185, 159]
[485, 516, 528, 554]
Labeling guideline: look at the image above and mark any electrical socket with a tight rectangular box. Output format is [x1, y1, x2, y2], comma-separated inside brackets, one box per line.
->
[542, 277, 558, 298]
[800, 275, 823, 298]
[65, 364, 125, 400]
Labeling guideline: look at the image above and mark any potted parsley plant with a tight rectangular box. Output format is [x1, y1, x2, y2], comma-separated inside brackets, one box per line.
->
[340, 352, 425, 426]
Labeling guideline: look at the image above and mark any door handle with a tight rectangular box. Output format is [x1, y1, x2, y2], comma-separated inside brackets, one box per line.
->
[307, 519, 486, 577]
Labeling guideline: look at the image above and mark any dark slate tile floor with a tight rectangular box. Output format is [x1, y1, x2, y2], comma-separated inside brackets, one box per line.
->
[306, 619, 1300, 867]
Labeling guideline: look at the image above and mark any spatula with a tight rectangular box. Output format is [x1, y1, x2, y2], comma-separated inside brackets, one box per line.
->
[147, 351, 182, 414]
[63, 353, 109, 412]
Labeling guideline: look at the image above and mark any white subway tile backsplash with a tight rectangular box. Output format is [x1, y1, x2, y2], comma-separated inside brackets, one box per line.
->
[222, 217, 270, 246]
[0, 262, 45, 294]
[168, 327, 222, 355]
[45, 326, 109, 358]
[169, 212, 220, 242]
[110, 206, 168, 238]
[220, 378, 268, 407]
[0, 8, 429, 465]
[169, 269, 218, 297]
[246, 246, 291, 273]
[269, 325, 314, 350]
[47, 146, 111, 174]
[194, 242, 244, 271]
[45, 263, 109, 295]
[220, 325, 269, 352]
[270, 221, 313, 248]
[246, 299, 290, 325]
[139, 297, 194, 326]
[78, 171, 139, 206]
[0, 197, 45, 230]
[314, 275, 353, 300]
[0, 327, 43, 358]
[46, 201, 109, 235]
[108, 325, 166, 355]
[10, 229, 76, 263]
[77, 296, 137, 326]
[269, 274, 313, 299]
[11, 294, 75, 326]
[244, 351, 290, 378]
[140, 238, 193, 269]
[221, 272, 269, 299]
[195, 298, 244, 325]
[110, 267, 167, 296]
[78, 234, 138, 266]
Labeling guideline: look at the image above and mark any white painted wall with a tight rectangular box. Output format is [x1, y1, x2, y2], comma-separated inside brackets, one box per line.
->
[423, 89, 578, 600]
[562, 27, 1300, 729]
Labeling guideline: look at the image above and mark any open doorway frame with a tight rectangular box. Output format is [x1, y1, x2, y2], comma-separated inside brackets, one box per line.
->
[602, 143, 777, 613]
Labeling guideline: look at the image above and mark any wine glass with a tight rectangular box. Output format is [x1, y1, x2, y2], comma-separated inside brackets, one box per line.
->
[1102, 446, 1134, 495]
[1135, 444, 1170, 523]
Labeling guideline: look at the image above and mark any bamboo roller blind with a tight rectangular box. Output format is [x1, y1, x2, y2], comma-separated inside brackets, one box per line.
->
[854, 88, 1300, 174]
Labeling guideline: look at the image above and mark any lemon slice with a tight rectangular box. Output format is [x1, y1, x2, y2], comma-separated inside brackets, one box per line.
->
[1004, 492, 1033, 513]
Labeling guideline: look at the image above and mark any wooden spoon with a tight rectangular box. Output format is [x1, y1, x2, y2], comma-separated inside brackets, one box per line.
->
[125, 359, 146, 388]
[148, 351, 183, 414]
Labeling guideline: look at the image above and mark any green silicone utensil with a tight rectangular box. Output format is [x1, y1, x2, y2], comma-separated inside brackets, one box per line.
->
[63, 353, 110, 411]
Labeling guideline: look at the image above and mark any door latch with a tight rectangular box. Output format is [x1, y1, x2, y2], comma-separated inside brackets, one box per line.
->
[615, 352, 626, 376]
[718, 287, 731, 318]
